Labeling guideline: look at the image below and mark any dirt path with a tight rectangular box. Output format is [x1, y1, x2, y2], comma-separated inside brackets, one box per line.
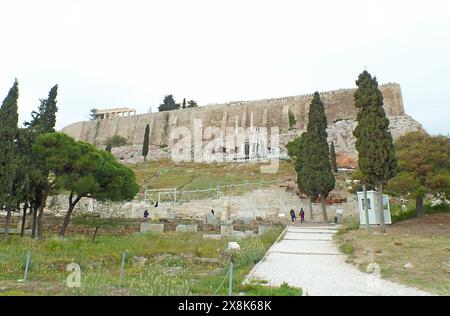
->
[246, 224, 432, 296]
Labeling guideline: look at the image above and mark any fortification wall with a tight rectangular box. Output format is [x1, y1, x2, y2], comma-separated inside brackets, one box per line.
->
[62, 83, 405, 147]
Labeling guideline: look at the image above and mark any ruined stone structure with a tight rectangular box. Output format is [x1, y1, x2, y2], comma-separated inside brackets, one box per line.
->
[91, 107, 136, 119]
[62, 83, 424, 162]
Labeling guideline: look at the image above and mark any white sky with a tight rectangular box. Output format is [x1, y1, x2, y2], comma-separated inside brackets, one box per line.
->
[0, 0, 449, 135]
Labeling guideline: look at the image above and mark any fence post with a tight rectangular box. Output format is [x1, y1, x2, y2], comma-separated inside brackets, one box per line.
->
[119, 251, 127, 288]
[228, 261, 233, 296]
[23, 250, 31, 282]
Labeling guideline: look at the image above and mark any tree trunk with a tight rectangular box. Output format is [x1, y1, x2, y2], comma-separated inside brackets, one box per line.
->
[31, 204, 38, 239]
[320, 194, 328, 223]
[416, 196, 425, 218]
[92, 227, 99, 242]
[59, 193, 82, 237]
[309, 197, 314, 220]
[37, 192, 48, 240]
[59, 205, 74, 238]
[378, 182, 386, 233]
[363, 184, 370, 232]
[20, 203, 28, 238]
[3, 206, 12, 240]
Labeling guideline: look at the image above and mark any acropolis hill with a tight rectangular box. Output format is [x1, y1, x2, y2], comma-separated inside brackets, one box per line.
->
[62, 83, 425, 163]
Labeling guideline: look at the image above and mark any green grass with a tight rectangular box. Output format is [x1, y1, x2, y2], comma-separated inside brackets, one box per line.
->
[130, 159, 295, 191]
[0, 226, 298, 296]
[339, 243, 354, 255]
[241, 283, 302, 296]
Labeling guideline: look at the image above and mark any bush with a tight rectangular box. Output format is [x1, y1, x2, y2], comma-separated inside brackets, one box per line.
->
[105, 135, 129, 149]
[425, 202, 450, 214]
[391, 208, 416, 223]
[288, 111, 297, 130]
[339, 243, 354, 255]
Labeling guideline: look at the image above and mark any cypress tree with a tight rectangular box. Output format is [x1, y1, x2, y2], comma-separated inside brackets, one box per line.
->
[24, 85, 59, 239]
[0, 80, 19, 239]
[295, 132, 319, 220]
[142, 124, 150, 163]
[182, 98, 186, 109]
[297, 92, 335, 222]
[353, 71, 397, 233]
[330, 142, 338, 173]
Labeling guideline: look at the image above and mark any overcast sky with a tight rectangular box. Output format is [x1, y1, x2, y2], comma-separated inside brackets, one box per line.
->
[0, 0, 449, 135]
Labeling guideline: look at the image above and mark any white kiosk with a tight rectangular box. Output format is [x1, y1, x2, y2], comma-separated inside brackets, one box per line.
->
[357, 191, 392, 225]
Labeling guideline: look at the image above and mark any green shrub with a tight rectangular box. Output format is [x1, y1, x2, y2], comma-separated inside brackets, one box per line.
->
[339, 243, 354, 255]
[104, 135, 129, 149]
[288, 111, 297, 130]
[241, 282, 302, 296]
[391, 208, 416, 223]
[425, 202, 450, 214]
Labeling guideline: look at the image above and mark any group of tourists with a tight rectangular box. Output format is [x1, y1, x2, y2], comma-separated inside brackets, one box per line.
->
[290, 208, 305, 224]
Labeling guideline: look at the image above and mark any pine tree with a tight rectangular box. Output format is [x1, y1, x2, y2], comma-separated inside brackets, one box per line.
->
[0, 80, 19, 239]
[187, 100, 198, 108]
[142, 124, 150, 163]
[353, 71, 397, 233]
[330, 142, 338, 173]
[158, 95, 178, 112]
[302, 92, 335, 223]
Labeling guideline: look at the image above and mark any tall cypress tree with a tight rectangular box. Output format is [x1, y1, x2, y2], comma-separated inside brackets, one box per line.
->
[353, 71, 397, 233]
[330, 142, 338, 173]
[142, 124, 150, 163]
[295, 132, 319, 220]
[297, 92, 335, 222]
[24, 85, 59, 239]
[0, 80, 19, 239]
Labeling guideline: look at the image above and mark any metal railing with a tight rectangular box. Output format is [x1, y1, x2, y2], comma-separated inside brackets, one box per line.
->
[144, 179, 284, 205]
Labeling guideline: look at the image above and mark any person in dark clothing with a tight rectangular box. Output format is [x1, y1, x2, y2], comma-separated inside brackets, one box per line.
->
[211, 209, 215, 216]
[144, 210, 149, 220]
[155, 201, 159, 208]
[300, 208, 305, 223]
[290, 209, 296, 223]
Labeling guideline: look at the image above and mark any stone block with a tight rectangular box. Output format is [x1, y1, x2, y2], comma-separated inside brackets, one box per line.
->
[228, 242, 241, 251]
[221, 225, 234, 236]
[140, 223, 164, 233]
[176, 224, 198, 233]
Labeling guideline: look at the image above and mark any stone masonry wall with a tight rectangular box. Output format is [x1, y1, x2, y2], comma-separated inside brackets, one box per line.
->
[62, 83, 405, 147]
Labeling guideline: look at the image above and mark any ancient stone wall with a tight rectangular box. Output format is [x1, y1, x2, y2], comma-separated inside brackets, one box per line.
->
[62, 83, 405, 147]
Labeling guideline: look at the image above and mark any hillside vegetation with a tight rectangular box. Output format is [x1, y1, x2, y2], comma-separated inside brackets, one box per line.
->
[130, 159, 296, 190]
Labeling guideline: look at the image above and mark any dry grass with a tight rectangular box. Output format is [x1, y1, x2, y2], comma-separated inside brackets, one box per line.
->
[335, 213, 450, 295]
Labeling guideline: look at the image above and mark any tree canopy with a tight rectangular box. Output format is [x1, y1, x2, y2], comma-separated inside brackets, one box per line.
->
[387, 132, 450, 217]
[0, 80, 19, 238]
[353, 71, 396, 232]
[33, 133, 140, 236]
[158, 95, 179, 112]
[295, 92, 335, 222]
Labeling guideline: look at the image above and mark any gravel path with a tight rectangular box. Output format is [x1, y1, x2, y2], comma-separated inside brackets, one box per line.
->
[246, 225, 432, 296]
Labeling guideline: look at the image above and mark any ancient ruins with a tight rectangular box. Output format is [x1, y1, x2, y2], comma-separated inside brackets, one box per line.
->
[62, 83, 425, 163]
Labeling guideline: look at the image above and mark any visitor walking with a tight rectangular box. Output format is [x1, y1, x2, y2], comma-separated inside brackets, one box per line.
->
[290, 209, 296, 223]
[300, 208, 305, 223]
[144, 210, 149, 220]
